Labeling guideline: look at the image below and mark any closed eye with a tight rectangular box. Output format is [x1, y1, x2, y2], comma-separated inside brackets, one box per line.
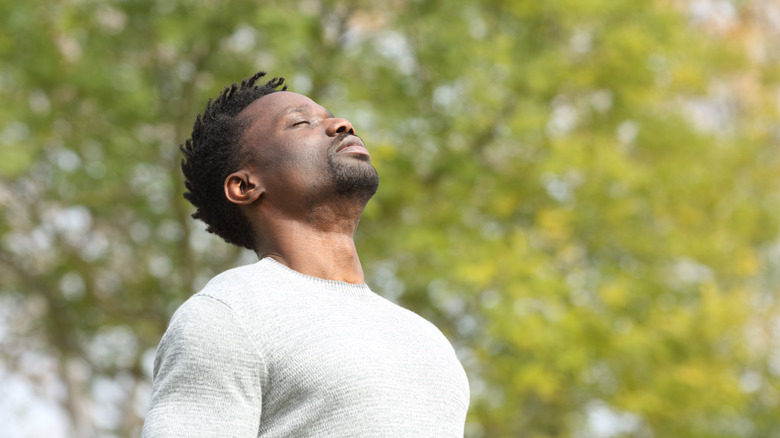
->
[292, 120, 310, 127]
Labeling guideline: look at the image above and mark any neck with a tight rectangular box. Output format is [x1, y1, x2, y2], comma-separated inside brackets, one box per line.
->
[255, 221, 366, 284]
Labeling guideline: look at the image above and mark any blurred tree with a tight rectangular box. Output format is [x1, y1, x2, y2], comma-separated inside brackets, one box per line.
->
[1, 0, 778, 437]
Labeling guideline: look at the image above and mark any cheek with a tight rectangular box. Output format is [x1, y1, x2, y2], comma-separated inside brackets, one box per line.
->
[265, 146, 329, 189]
[284, 138, 328, 169]
[257, 132, 330, 185]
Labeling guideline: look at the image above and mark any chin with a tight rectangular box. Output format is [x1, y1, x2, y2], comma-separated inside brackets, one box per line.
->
[329, 158, 379, 200]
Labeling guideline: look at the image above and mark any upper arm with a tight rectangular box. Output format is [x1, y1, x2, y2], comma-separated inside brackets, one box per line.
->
[143, 296, 264, 438]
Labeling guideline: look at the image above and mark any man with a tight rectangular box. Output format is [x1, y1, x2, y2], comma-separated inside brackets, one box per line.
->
[142, 71, 470, 437]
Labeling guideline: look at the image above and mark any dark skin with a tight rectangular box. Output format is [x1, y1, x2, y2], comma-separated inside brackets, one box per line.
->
[224, 92, 376, 284]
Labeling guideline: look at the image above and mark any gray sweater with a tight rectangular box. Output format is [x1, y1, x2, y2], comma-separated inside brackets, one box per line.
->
[142, 258, 470, 437]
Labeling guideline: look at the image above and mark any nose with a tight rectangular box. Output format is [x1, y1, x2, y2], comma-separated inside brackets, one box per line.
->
[326, 118, 356, 136]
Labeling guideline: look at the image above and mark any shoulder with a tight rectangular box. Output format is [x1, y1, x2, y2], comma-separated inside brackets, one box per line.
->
[198, 261, 265, 295]
[160, 295, 252, 357]
[191, 259, 282, 309]
[154, 294, 265, 381]
[167, 294, 234, 332]
[158, 260, 282, 364]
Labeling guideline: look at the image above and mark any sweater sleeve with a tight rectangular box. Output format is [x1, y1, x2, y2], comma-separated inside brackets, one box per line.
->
[142, 295, 264, 438]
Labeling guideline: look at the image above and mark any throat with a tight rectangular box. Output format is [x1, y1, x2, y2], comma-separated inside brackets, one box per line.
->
[257, 227, 366, 284]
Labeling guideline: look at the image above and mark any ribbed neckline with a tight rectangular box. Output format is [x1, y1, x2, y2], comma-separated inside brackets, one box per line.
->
[258, 257, 373, 295]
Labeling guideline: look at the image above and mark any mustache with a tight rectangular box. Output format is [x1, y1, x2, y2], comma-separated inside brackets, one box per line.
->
[332, 133, 365, 152]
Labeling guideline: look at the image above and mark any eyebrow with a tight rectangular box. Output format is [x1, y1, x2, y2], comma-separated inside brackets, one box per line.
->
[281, 104, 335, 119]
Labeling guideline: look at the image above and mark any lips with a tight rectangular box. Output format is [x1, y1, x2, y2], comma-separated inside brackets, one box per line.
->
[335, 137, 370, 157]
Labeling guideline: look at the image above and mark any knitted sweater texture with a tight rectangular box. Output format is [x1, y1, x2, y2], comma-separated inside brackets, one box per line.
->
[142, 258, 470, 437]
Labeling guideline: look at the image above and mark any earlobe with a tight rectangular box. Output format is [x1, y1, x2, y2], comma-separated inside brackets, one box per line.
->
[225, 171, 264, 205]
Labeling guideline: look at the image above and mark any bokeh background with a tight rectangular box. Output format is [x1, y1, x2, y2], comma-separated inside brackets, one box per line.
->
[2, 0, 780, 436]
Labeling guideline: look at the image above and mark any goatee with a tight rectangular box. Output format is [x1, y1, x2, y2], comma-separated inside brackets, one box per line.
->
[327, 151, 379, 203]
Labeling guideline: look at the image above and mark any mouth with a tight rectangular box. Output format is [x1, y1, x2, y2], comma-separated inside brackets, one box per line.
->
[335, 136, 370, 157]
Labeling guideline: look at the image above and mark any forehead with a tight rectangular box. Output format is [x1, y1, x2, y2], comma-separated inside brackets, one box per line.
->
[240, 91, 329, 126]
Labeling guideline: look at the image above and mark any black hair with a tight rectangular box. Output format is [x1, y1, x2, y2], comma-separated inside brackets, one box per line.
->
[180, 71, 287, 250]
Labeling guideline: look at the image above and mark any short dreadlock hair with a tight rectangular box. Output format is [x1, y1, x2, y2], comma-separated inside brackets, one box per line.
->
[180, 71, 287, 251]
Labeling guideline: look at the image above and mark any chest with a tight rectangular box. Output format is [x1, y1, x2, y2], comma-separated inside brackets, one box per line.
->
[259, 301, 469, 414]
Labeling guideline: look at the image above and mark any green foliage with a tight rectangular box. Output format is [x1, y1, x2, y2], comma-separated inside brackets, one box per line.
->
[1, 0, 779, 436]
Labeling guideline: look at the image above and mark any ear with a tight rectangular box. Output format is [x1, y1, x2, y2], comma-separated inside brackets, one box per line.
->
[224, 170, 264, 205]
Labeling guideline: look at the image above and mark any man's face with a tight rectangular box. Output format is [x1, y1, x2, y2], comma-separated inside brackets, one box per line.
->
[238, 91, 379, 208]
